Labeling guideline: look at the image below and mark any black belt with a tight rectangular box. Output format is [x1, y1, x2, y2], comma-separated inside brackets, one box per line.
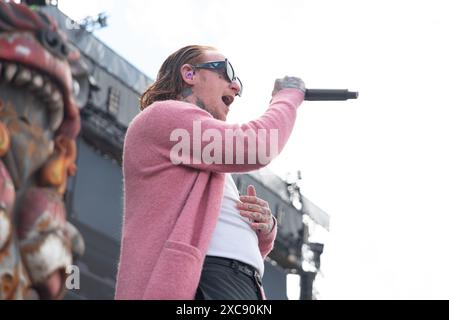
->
[204, 256, 262, 285]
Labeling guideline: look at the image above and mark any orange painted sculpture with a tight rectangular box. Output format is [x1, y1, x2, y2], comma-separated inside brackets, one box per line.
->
[0, 1, 85, 299]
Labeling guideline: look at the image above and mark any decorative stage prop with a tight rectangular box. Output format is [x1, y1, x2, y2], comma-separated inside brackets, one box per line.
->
[0, 1, 88, 299]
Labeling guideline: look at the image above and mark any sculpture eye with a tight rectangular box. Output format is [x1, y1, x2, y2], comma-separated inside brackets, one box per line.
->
[37, 30, 69, 59]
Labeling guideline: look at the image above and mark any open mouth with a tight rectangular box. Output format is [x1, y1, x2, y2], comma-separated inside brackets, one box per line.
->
[1, 60, 65, 132]
[222, 95, 234, 107]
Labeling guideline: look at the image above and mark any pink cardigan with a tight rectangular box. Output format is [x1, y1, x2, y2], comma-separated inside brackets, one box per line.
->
[115, 89, 304, 299]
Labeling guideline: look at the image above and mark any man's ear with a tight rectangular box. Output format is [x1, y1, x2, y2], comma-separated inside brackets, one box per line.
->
[180, 64, 195, 85]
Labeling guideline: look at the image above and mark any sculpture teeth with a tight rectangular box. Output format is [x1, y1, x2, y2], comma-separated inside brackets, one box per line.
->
[49, 107, 64, 131]
[0, 209, 11, 251]
[48, 140, 54, 154]
[49, 96, 64, 112]
[4, 63, 18, 82]
[48, 86, 64, 113]
[41, 81, 53, 101]
[29, 75, 64, 115]
[14, 68, 32, 86]
[30, 73, 44, 91]
[50, 89, 62, 105]
[0, 60, 67, 132]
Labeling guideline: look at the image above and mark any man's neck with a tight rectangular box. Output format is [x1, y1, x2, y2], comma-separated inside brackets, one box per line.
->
[179, 87, 207, 111]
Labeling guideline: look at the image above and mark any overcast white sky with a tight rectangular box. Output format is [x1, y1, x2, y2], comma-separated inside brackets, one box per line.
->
[58, 0, 449, 299]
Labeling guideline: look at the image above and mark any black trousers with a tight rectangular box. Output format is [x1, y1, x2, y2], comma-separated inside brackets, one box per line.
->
[195, 256, 264, 300]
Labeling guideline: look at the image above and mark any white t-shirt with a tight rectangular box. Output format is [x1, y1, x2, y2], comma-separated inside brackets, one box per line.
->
[206, 174, 264, 276]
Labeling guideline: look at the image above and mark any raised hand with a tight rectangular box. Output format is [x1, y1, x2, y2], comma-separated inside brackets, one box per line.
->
[272, 76, 305, 96]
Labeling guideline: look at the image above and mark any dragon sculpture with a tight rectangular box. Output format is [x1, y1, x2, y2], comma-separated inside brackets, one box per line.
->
[0, 1, 87, 299]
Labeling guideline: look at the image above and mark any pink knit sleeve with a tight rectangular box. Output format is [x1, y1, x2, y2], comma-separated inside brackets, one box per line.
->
[142, 88, 304, 173]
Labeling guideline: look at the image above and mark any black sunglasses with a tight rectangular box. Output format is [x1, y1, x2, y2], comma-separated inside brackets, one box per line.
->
[192, 59, 243, 97]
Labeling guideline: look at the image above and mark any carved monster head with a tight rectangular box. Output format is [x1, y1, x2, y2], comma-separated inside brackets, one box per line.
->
[0, 1, 85, 190]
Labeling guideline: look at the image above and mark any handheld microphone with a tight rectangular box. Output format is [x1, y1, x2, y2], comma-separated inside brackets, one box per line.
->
[304, 89, 358, 101]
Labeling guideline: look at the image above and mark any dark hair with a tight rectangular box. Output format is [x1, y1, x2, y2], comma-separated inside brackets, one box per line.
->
[140, 45, 216, 110]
